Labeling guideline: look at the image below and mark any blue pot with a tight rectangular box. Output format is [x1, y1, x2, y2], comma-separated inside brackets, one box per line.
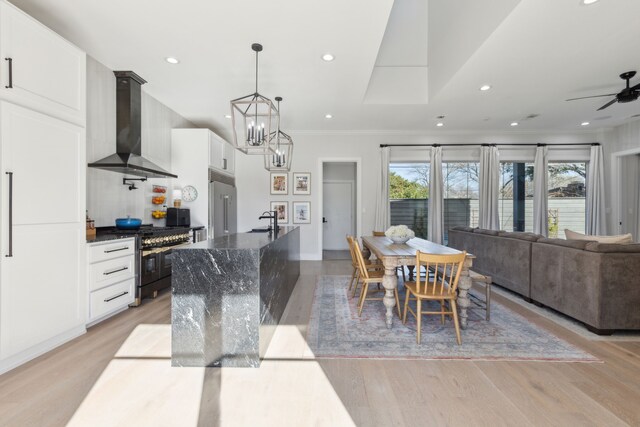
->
[115, 217, 142, 230]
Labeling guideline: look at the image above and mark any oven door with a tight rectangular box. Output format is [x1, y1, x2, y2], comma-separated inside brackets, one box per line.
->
[158, 242, 191, 278]
[141, 250, 161, 286]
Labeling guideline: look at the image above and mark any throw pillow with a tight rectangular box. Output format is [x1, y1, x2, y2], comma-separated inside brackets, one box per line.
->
[564, 229, 633, 244]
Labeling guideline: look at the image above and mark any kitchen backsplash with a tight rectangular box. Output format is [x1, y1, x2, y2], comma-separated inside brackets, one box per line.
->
[86, 56, 194, 226]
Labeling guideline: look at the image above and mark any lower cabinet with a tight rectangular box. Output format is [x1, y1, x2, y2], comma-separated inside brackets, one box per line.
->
[87, 238, 136, 325]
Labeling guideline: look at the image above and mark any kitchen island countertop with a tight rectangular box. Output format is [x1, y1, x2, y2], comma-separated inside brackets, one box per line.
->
[171, 226, 300, 368]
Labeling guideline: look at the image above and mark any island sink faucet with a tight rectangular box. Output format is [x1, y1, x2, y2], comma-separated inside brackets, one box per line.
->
[258, 210, 279, 234]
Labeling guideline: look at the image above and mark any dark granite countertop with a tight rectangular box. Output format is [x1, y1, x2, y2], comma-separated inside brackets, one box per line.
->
[87, 233, 137, 244]
[176, 226, 298, 251]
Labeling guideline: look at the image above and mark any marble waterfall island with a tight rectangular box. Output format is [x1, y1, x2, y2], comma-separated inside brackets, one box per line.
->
[171, 227, 300, 367]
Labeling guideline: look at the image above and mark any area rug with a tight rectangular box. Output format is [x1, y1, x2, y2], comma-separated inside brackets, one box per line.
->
[306, 275, 599, 362]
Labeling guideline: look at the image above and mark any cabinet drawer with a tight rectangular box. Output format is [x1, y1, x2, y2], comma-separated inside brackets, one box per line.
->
[89, 278, 134, 321]
[88, 239, 135, 263]
[89, 255, 134, 291]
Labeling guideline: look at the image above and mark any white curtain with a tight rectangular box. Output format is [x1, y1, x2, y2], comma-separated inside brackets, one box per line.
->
[428, 146, 444, 244]
[479, 146, 500, 230]
[374, 146, 390, 231]
[585, 144, 606, 235]
[533, 145, 548, 237]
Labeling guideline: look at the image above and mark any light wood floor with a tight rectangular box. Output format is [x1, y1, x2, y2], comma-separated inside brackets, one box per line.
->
[1, 260, 639, 427]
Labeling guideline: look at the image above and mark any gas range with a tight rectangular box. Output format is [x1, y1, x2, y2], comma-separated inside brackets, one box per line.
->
[98, 225, 192, 306]
[100, 225, 191, 249]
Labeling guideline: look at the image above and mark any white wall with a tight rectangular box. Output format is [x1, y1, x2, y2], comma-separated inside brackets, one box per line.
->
[601, 118, 640, 234]
[86, 57, 194, 226]
[236, 130, 596, 259]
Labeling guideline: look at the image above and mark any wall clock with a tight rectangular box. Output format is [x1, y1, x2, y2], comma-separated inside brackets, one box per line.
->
[182, 185, 198, 202]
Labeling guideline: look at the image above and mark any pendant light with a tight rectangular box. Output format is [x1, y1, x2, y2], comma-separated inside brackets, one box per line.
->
[264, 96, 293, 171]
[230, 43, 278, 155]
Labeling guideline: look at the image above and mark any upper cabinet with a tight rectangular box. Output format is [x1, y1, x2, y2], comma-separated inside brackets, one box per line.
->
[0, 2, 86, 126]
[209, 132, 235, 176]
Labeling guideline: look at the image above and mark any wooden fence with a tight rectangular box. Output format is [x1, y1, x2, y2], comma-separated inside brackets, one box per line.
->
[391, 198, 586, 240]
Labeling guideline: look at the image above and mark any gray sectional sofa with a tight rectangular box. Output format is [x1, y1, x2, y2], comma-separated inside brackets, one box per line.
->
[448, 227, 640, 334]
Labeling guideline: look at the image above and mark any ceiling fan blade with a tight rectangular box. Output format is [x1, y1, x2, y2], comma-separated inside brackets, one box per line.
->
[565, 93, 618, 101]
[631, 82, 640, 91]
[597, 98, 618, 111]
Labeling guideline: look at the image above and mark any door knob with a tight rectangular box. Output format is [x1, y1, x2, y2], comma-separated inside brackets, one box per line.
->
[322, 217, 328, 223]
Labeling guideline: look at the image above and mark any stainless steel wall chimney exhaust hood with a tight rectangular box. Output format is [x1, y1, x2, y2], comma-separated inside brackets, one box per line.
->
[88, 71, 178, 179]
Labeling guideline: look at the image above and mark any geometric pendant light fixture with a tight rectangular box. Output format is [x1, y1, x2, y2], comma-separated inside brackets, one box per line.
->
[230, 43, 279, 155]
[264, 96, 293, 171]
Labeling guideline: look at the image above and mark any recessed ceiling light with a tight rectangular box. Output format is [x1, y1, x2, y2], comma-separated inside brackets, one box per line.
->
[480, 84, 492, 91]
[325, 114, 333, 119]
[510, 122, 519, 127]
[436, 122, 444, 127]
[224, 115, 232, 119]
[581, 121, 590, 126]
[582, 0, 599, 5]
[322, 54, 335, 62]
[165, 57, 180, 64]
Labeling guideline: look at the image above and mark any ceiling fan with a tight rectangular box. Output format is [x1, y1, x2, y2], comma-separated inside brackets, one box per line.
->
[566, 71, 640, 110]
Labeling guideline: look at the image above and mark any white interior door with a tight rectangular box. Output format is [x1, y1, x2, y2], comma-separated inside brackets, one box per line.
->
[323, 181, 354, 250]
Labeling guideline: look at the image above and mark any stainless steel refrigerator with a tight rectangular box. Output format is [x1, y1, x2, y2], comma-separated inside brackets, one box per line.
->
[209, 181, 237, 238]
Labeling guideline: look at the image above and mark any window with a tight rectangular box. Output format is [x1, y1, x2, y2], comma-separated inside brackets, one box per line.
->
[443, 162, 479, 241]
[548, 162, 586, 238]
[389, 160, 586, 240]
[498, 162, 586, 236]
[389, 163, 429, 239]
[389, 162, 479, 242]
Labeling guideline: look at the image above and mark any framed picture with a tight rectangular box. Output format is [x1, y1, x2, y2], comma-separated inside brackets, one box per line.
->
[293, 201, 311, 224]
[293, 172, 311, 195]
[270, 201, 288, 224]
[270, 173, 288, 195]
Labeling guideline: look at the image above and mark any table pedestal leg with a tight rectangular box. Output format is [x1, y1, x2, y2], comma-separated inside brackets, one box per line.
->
[457, 261, 472, 329]
[406, 265, 415, 281]
[381, 260, 398, 329]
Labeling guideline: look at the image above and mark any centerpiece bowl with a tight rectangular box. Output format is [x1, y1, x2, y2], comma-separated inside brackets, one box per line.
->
[389, 236, 411, 244]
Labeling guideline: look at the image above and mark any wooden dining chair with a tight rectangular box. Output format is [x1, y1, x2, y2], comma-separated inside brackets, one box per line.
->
[352, 238, 401, 317]
[346, 236, 382, 298]
[402, 250, 467, 345]
[372, 231, 407, 281]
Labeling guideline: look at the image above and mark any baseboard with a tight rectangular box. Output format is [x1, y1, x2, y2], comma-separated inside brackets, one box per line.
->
[0, 324, 86, 376]
[86, 306, 129, 328]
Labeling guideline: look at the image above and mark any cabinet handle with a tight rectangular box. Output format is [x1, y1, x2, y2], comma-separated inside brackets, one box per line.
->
[103, 266, 128, 275]
[104, 246, 129, 253]
[104, 291, 128, 302]
[223, 158, 227, 170]
[5, 172, 12, 257]
[5, 58, 12, 89]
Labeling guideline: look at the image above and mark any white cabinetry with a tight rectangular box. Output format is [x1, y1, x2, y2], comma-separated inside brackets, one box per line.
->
[0, 1, 86, 126]
[209, 131, 235, 175]
[0, 2, 86, 375]
[86, 239, 136, 325]
[222, 139, 235, 175]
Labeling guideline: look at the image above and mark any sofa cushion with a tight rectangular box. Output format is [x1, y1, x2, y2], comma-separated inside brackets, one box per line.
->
[537, 238, 590, 249]
[498, 231, 543, 242]
[565, 229, 633, 244]
[584, 242, 640, 253]
[473, 228, 499, 236]
[450, 226, 475, 232]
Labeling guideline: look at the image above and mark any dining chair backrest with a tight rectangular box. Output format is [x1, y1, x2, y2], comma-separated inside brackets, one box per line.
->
[350, 238, 371, 280]
[372, 231, 386, 237]
[415, 250, 467, 295]
[346, 235, 358, 267]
